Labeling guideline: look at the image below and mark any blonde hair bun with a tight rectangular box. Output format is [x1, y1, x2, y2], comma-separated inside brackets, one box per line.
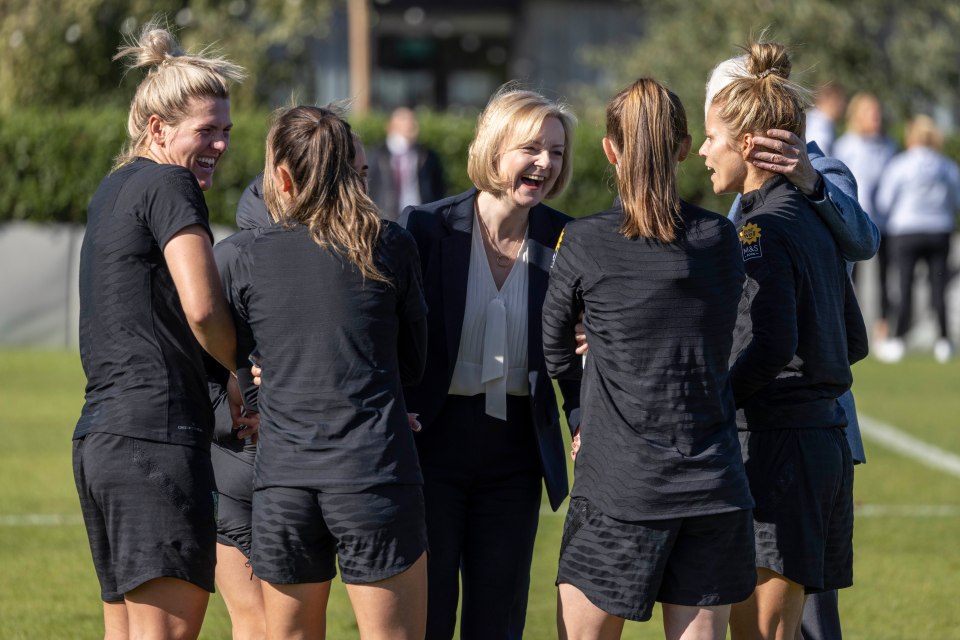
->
[744, 41, 792, 81]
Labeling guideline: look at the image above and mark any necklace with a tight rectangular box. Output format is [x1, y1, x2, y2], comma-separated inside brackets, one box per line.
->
[476, 203, 525, 268]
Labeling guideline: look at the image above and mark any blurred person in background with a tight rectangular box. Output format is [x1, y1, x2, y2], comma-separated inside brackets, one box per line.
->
[702, 40, 868, 640]
[833, 92, 899, 340]
[368, 106, 446, 220]
[544, 77, 755, 640]
[401, 84, 581, 639]
[875, 115, 960, 363]
[804, 82, 847, 157]
[73, 21, 249, 640]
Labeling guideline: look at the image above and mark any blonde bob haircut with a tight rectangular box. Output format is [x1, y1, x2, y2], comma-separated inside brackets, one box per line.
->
[468, 83, 576, 200]
[113, 18, 245, 169]
[711, 40, 810, 144]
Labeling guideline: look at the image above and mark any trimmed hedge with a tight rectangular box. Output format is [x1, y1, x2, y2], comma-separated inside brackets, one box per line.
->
[1, 108, 273, 226]
[2, 107, 735, 226]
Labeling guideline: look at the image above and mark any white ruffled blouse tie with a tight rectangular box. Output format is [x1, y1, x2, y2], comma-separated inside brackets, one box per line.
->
[448, 213, 530, 420]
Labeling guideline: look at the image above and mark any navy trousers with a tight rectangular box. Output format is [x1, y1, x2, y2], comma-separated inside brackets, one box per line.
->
[801, 590, 842, 640]
[416, 394, 543, 640]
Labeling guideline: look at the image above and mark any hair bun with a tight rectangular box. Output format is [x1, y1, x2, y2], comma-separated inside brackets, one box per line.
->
[114, 21, 184, 70]
[745, 40, 791, 81]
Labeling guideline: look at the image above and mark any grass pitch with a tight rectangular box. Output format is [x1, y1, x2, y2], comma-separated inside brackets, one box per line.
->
[1, 350, 958, 638]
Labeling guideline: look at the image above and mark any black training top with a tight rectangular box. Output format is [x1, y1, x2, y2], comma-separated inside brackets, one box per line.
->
[543, 201, 753, 521]
[230, 220, 428, 491]
[206, 174, 271, 454]
[75, 158, 214, 446]
[731, 175, 869, 431]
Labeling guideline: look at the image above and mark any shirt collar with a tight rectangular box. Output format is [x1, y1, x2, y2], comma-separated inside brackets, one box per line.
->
[740, 174, 796, 216]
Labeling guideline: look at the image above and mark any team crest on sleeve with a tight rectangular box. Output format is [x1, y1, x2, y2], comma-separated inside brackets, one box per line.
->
[550, 228, 565, 269]
[739, 222, 762, 261]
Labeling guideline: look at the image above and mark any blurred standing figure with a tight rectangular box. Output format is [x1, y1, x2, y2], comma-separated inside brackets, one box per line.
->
[875, 115, 960, 363]
[833, 93, 898, 338]
[73, 21, 248, 640]
[368, 106, 446, 220]
[805, 82, 846, 156]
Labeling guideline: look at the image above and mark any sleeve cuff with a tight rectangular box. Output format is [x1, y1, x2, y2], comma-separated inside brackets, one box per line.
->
[567, 408, 581, 432]
[805, 173, 827, 202]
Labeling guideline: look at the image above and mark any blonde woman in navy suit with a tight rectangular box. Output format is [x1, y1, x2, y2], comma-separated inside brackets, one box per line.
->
[400, 84, 581, 639]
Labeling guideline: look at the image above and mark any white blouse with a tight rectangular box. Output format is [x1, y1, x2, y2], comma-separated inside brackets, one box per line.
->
[448, 213, 530, 419]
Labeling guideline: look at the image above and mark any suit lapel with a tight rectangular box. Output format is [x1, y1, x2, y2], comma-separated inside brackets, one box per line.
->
[440, 190, 476, 375]
[526, 205, 558, 377]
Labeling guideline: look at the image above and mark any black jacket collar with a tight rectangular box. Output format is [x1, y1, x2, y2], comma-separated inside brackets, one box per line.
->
[740, 175, 798, 217]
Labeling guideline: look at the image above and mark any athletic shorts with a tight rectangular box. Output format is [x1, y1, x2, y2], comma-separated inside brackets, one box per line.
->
[73, 433, 217, 602]
[251, 484, 427, 586]
[556, 497, 756, 621]
[739, 427, 854, 592]
[211, 443, 254, 556]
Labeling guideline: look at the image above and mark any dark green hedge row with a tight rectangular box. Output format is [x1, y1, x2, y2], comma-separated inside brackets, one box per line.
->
[1, 107, 732, 226]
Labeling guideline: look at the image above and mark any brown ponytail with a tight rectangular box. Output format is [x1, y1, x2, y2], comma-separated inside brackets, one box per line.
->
[264, 105, 388, 284]
[605, 78, 688, 242]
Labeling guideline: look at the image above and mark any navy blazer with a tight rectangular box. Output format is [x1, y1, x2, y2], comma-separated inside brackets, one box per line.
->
[400, 188, 581, 511]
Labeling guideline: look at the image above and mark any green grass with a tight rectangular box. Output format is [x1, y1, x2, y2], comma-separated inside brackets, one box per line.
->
[1, 350, 958, 638]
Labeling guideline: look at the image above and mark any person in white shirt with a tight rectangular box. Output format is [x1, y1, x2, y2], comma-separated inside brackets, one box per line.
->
[875, 115, 960, 363]
[833, 93, 899, 339]
[368, 107, 446, 220]
[805, 82, 846, 156]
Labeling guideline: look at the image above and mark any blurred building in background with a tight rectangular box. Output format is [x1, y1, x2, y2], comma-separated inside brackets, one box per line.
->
[315, 0, 643, 112]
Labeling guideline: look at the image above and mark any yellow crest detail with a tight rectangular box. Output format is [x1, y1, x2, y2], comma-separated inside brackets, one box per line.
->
[739, 222, 761, 245]
[554, 228, 565, 252]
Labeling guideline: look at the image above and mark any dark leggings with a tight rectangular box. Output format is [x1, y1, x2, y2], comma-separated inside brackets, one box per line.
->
[892, 232, 951, 339]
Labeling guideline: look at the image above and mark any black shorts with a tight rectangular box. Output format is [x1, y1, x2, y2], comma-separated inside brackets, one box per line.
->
[211, 443, 254, 556]
[557, 497, 756, 622]
[740, 427, 854, 592]
[251, 484, 427, 585]
[73, 433, 217, 602]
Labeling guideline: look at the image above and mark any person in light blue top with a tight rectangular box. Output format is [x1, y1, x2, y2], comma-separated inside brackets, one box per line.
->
[875, 115, 960, 363]
[833, 92, 898, 338]
[706, 54, 877, 640]
[804, 82, 846, 157]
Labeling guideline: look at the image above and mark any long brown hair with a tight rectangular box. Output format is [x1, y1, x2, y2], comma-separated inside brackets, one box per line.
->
[113, 18, 245, 169]
[606, 78, 688, 242]
[263, 105, 387, 284]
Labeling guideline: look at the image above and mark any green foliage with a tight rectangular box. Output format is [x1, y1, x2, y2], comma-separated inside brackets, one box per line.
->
[0, 106, 739, 226]
[0, 0, 332, 110]
[583, 1, 960, 145]
[0, 108, 270, 225]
